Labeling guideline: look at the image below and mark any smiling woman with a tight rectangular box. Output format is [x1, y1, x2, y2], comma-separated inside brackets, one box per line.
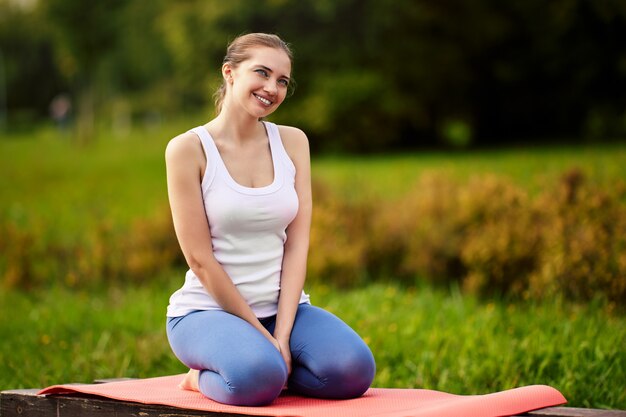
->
[212, 34, 294, 116]
[162, 33, 375, 406]
[224, 46, 292, 119]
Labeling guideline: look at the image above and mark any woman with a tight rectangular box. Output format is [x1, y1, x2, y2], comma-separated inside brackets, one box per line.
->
[165, 33, 375, 407]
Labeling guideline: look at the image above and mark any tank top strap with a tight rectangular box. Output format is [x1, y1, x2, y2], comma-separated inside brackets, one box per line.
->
[263, 122, 296, 175]
[189, 126, 218, 188]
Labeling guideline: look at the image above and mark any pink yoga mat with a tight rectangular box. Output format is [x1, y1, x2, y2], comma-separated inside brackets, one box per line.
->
[38, 374, 566, 417]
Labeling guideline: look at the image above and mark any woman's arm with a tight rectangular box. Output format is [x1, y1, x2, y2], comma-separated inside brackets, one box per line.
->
[165, 132, 278, 347]
[273, 126, 313, 371]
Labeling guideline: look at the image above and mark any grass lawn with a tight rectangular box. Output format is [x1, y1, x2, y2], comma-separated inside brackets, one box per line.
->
[1, 125, 625, 409]
[2, 124, 626, 222]
[0, 281, 624, 409]
[312, 143, 626, 200]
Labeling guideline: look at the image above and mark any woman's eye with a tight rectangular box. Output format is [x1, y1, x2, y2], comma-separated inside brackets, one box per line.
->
[255, 69, 269, 77]
[278, 79, 289, 87]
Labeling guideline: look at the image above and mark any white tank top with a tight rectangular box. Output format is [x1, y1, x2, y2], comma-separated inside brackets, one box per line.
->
[166, 122, 310, 318]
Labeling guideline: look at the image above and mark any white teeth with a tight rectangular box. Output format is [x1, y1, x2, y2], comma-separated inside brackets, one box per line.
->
[254, 94, 272, 106]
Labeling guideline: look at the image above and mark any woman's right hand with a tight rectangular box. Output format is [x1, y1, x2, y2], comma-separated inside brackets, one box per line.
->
[264, 333, 290, 370]
[276, 337, 292, 376]
[258, 327, 281, 352]
[268, 335, 281, 352]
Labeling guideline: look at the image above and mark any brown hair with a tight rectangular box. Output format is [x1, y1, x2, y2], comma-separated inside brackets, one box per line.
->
[214, 33, 294, 114]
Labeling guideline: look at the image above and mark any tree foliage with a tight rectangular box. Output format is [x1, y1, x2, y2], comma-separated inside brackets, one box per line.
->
[1, 0, 625, 150]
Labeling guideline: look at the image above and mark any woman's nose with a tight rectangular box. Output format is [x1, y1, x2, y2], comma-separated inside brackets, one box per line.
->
[264, 80, 278, 96]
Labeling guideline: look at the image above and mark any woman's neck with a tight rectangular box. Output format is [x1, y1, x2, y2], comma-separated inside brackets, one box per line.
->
[208, 104, 263, 144]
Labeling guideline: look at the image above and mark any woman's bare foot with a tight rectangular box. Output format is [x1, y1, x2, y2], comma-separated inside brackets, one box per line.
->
[179, 369, 200, 392]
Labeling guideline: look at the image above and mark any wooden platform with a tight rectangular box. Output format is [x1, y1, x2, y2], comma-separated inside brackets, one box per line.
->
[2, 386, 625, 417]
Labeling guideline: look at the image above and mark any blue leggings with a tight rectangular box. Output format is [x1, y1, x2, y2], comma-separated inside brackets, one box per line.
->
[166, 304, 375, 406]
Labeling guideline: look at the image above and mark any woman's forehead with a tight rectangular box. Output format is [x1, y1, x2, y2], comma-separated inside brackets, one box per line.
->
[245, 47, 291, 75]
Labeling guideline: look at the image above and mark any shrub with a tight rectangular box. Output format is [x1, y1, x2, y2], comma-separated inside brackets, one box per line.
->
[370, 173, 541, 296]
[2, 169, 625, 305]
[122, 209, 184, 282]
[457, 175, 541, 297]
[369, 169, 626, 304]
[308, 180, 371, 287]
[369, 173, 466, 284]
[529, 169, 626, 303]
[0, 207, 182, 289]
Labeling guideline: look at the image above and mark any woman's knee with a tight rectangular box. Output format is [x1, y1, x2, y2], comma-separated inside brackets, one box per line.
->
[200, 357, 287, 406]
[290, 349, 374, 399]
[291, 304, 376, 398]
[167, 311, 288, 405]
[319, 344, 376, 398]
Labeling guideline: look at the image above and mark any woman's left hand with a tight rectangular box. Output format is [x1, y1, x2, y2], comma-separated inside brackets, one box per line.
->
[276, 337, 292, 376]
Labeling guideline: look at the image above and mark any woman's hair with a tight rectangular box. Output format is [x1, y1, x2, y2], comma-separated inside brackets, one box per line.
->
[214, 33, 294, 114]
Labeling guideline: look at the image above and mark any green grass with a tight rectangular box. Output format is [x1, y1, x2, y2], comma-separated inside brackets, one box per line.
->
[312, 144, 626, 200]
[1, 125, 625, 409]
[0, 281, 624, 409]
[1, 124, 175, 227]
[3, 127, 624, 235]
[2, 126, 626, 222]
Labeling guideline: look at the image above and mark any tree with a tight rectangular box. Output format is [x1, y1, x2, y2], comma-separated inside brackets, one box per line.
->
[5, 0, 626, 149]
[0, 0, 67, 128]
[41, 0, 127, 142]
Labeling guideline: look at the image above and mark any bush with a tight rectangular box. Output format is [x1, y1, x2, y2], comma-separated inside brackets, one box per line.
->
[369, 173, 466, 284]
[368, 168, 626, 304]
[2, 169, 624, 305]
[0, 207, 183, 289]
[529, 169, 626, 303]
[308, 180, 371, 287]
[369, 173, 541, 295]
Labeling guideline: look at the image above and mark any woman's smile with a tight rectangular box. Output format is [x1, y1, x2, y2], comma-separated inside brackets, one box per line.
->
[253, 93, 273, 106]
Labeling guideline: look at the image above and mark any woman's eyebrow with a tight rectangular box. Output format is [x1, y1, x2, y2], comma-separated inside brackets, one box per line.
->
[256, 64, 290, 80]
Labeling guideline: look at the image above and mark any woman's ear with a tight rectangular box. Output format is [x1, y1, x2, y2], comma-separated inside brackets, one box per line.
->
[222, 63, 234, 84]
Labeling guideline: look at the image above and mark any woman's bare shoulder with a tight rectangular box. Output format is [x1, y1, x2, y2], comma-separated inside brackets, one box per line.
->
[165, 131, 204, 165]
[276, 125, 309, 159]
[277, 124, 307, 141]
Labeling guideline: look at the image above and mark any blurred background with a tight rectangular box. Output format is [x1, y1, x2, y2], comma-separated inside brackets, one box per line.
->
[1, 0, 625, 409]
[1, 0, 626, 149]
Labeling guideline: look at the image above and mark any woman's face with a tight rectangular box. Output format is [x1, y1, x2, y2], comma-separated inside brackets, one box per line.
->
[226, 47, 292, 119]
